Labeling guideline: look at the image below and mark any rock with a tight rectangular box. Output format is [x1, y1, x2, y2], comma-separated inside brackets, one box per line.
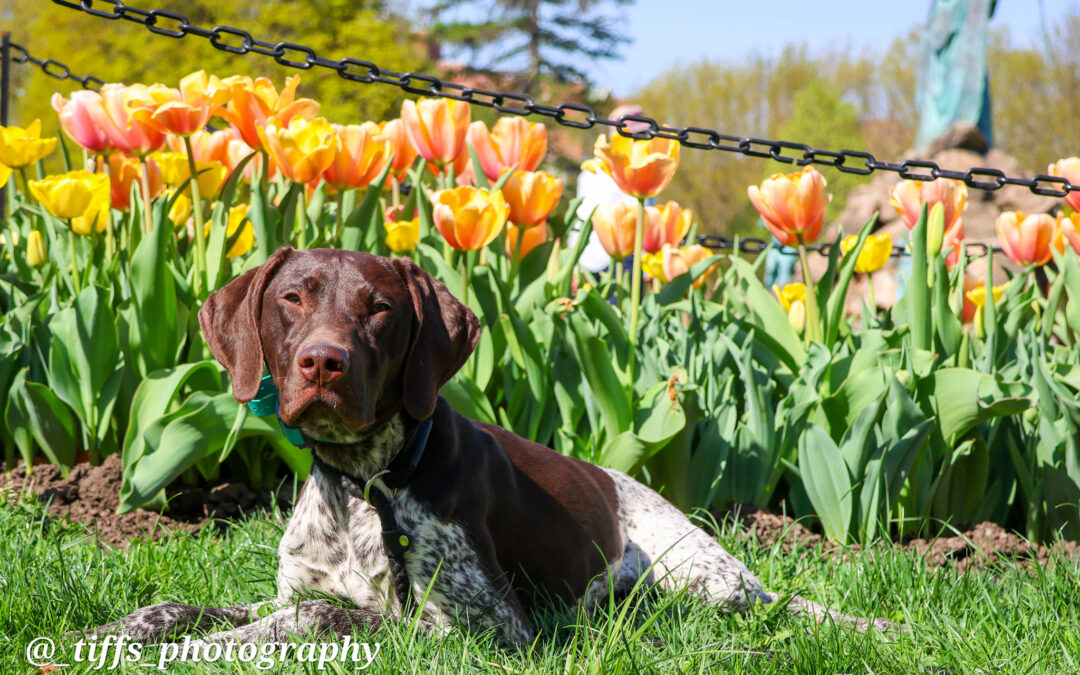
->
[922, 122, 989, 157]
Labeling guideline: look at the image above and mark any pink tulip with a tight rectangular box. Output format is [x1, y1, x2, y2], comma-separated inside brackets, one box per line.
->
[51, 91, 113, 155]
[1049, 158, 1080, 213]
[93, 84, 167, 157]
[996, 211, 1056, 266]
[462, 117, 547, 183]
[400, 98, 470, 169]
[747, 167, 831, 247]
[1056, 214, 1080, 257]
[889, 178, 966, 232]
[642, 201, 692, 254]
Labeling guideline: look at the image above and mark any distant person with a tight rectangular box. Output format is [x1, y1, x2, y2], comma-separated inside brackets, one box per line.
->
[572, 104, 656, 274]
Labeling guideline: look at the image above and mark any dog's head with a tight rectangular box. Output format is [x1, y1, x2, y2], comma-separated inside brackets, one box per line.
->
[198, 248, 480, 441]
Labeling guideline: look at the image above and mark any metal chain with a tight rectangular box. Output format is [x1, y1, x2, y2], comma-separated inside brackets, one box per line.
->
[8, 42, 105, 90]
[48, 0, 1080, 200]
[695, 234, 1003, 260]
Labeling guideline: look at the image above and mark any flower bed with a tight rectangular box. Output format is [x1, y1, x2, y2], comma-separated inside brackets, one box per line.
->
[2, 71, 1080, 543]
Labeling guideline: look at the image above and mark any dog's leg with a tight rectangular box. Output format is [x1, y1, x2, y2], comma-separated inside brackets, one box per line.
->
[603, 468, 903, 633]
[192, 600, 381, 645]
[74, 600, 278, 643]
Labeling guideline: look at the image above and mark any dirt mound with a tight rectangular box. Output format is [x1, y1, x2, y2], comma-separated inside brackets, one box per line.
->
[0, 455, 294, 547]
[723, 505, 1080, 571]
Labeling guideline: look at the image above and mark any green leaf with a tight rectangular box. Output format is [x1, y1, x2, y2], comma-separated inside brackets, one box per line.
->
[340, 158, 393, 250]
[798, 423, 853, 543]
[567, 309, 632, 441]
[918, 368, 1032, 445]
[824, 214, 876, 346]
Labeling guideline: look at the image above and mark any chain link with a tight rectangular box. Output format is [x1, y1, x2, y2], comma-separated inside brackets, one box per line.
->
[7, 42, 104, 90]
[695, 235, 1003, 260]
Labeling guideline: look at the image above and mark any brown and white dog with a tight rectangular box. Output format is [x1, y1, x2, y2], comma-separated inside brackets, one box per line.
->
[87, 247, 899, 645]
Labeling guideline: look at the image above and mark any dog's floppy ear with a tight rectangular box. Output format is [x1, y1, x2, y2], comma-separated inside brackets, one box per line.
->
[393, 257, 481, 420]
[198, 247, 293, 403]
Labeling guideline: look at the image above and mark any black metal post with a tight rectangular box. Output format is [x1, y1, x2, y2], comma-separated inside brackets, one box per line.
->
[1, 32, 9, 221]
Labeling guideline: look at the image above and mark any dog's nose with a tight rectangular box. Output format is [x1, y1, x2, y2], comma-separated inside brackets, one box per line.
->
[296, 343, 349, 385]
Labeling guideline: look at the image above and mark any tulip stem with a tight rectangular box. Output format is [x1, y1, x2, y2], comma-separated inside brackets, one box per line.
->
[139, 157, 154, 236]
[461, 255, 469, 305]
[335, 190, 346, 243]
[628, 198, 645, 387]
[18, 168, 34, 207]
[868, 274, 877, 315]
[182, 137, 207, 299]
[614, 258, 623, 299]
[391, 175, 401, 210]
[296, 188, 307, 249]
[796, 233, 821, 344]
[66, 219, 81, 295]
[509, 225, 525, 292]
[101, 155, 116, 259]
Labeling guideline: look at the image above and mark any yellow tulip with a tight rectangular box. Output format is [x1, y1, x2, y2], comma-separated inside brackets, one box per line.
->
[26, 230, 47, 267]
[840, 233, 892, 274]
[0, 120, 57, 169]
[432, 186, 508, 251]
[641, 250, 666, 282]
[167, 190, 193, 227]
[965, 284, 1006, 308]
[152, 151, 228, 199]
[581, 133, 679, 199]
[385, 217, 421, 253]
[28, 170, 109, 221]
[203, 205, 254, 258]
[72, 200, 110, 236]
[773, 282, 806, 313]
[260, 116, 336, 184]
[0, 163, 10, 189]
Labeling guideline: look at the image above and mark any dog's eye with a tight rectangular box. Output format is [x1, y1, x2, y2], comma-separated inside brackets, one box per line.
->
[373, 301, 392, 314]
[284, 293, 302, 305]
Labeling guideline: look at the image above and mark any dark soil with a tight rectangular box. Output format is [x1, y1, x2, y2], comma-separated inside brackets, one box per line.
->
[0, 454, 294, 547]
[3, 457, 1078, 570]
[722, 505, 1080, 572]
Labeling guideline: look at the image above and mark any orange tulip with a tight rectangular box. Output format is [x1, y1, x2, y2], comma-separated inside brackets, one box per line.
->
[432, 186, 508, 250]
[171, 128, 235, 164]
[889, 178, 966, 232]
[463, 117, 547, 183]
[747, 167, 831, 247]
[643, 201, 692, 254]
[371, 119, 417, 182]
[501, 170, 563, 228]
[996, 211, 1057, 266]
[224, 137, 268, 182]
[1049, 158, 1080, 213]
[322, 122, 389, 191]
[93, 84, 167, 157]
[582, 133, 679, 199]
[942, 219, 965, 268]
[217, 75, 319, 151]
[644, 243, 715, 287]
[591, 201, 638, 261]
[401, 98, 471, 169]
[505, 221, 548, 260]
[106, 153, 163, 211]
[261, 116, 336, 185]
[1055, 213, 1080, 256]
[126, 71, 229, 137]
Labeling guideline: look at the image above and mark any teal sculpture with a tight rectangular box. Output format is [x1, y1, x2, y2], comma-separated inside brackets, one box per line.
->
[914, 0, 998, 150]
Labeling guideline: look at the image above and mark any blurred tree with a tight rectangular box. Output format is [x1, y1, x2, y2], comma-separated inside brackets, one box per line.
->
[5, 0, 427, 137]
[427, 0, 633, 92]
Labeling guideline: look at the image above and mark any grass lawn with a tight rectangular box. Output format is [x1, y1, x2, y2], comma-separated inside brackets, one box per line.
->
[2, 494, 1079, 674]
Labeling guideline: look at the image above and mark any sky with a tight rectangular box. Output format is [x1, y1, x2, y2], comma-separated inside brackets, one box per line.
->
[574, 0, 1075, 96]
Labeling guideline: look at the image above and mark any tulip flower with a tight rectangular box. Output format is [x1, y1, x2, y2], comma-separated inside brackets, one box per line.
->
[203, 204, 254, 258]
[401, 98, 471, 172]
[322, 122, 389, 191]
[95, 84, 168, 157]
[432, 186, 508, 251]
[643, 243, 715, 288]
[218, 75, 319, 151]
[153, 151, 227, 199]
[942, 219, 965, 268]
[501, 170, 564, 229]
[167, 190, 193, 228]
[386, 216, 421, 254]
[1049, 158, 1080, 213]
[505, 221, 547, 261]
[773, 283, 807, 336]
[378, 119, 419, 180]
[172, 128, 235, 164]
[28, 170, 109, 221]
[747, 167, 830, 248]
[591, 201, 637, 262]
[889, 178, 966, 232]
[996, 211, 1056, 266]
[107, 154, 163, 211]
[463, 117, 547, 183]
[840, 232, 892, 274]
[642, 201, 692, 254]
[0, 120, 57, 169]
[261, 116, 336, 185]
[965, 283, 1006, 309]
[126, 71, 229, 137]
[26, 230, 46, 268]
[52, 91, 114, 155]
[1055, 213, 1080, 257]
[0, 164, 9, 191]
[72, 200, 110, 236]
[582, 133, 680, 200]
